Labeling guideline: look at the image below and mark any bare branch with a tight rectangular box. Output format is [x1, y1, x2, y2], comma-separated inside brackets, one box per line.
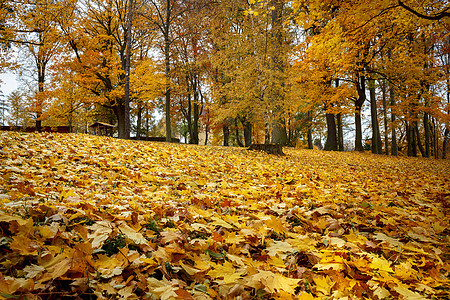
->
[398, 0, 449, 20]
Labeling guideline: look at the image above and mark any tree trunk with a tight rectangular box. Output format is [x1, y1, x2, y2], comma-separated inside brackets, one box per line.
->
[424, 112, 431, 157]
[36, 63, 45, 133]
[407, 122, 417, 157]
[243, 120, 252, 147]
[164, 25, 171, 142]
[235, 118, 244, 147]
[324, 111, 337, 151]
[433, 118, 439, 159]
[264, 112, 271, 144]
[271, 119, 287, 145]
[136, 104, 142, 139]
[146, 107, 149, 137]
[336, 113, 344, 151]
[354, 76, 366, 151]
[223, 123, 229, 146]
[248, 143, 285, 155]
[443, 128, 449, 159]
[415, 124, 426, 157]
[369, 78, 382, 154]
[381, 79, 389, 154]
[187, 92, 193, 143]
[307, 110, 313, 149]
[270, 0, 287, 145]
[192, 78, 199, 144]
[115, 103, 126, 138]
[335, 79, 344, 151]
[390, 84, 398, 156]
[122, 0, 133, 140]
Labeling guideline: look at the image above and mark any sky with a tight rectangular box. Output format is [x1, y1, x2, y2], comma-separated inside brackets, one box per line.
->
[0, 73, 19, 97]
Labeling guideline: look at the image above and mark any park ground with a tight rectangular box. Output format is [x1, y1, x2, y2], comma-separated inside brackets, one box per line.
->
[0, 131, 449, 299]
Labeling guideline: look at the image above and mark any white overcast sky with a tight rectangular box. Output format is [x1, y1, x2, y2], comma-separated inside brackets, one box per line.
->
[0, 73, 18, 96]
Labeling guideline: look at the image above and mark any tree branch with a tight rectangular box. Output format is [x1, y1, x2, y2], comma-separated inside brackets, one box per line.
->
[398, 1, 449, 20]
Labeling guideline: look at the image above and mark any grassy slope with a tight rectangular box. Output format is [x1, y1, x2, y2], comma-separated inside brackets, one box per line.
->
[0, 132, 448, 299]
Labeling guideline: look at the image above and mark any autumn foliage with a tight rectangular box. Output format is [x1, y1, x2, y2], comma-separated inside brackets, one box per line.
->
[0, 132, 448, 299]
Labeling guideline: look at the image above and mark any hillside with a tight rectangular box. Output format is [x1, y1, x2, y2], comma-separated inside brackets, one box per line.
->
[0, 132, 448, 299]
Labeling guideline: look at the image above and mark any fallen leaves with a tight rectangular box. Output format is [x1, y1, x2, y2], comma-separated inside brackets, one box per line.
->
[0, 131, 449, 299]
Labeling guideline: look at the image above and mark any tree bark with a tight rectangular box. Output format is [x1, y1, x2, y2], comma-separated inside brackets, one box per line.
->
[415, 123, 426, 157]
[164, 41, 171, 142]
[163, 0, 172, 142]
[433, 118, 439, 159]
[443, 128, 449, 159]
[115, 104, 126, 138]
[264, 112, 271, 144]
[248, 143, 285, 155]
[122, 0, 133, 139]
[336, 113, 344, 151]
[381, 79, 389, 154]
[324, 110, 337, 151]
[235, 118, 244, 147]
[136, 104, 142, 139]
[307, 111, 313, 149]
[243, 120, 252, 147]
[390, 84, 398, 156]
[407, 122, 417, 157]
[424, 112, 431, 157]
[223, 123, 229, 146]
[192, 77, 199, 144]
[369, 78, 382, 154]
[36, 52, 45, 133]
[354, 76, 366, 151]
[186, 92, 193, 143]
[270, 0, 287, 145]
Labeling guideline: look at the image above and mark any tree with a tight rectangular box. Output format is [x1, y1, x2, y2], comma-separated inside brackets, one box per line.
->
[57, 0, 153, 138]
[292, 0, 449, 155]
[208, 0, 293, 146]
[145, 0, 183, 142]
[7, 90, 31, 126]
[11, 0, 67, 132]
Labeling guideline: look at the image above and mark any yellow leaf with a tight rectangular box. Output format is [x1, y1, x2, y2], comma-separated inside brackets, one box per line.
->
[207, 261, 245, 284]
[313, 275, 335, 295]
[265, 216, 286, 234]
[369, 255, 394, 273]
[266, 241, 296, 258]
[298, 292, 315, 300]
[0, 213, 28, 226]
[180, 261, 200, 276]
[245, 270, 300, 294]
[210, 216, 234, 229]
[393, 285, 427, 300]
[224, 231, 245, 244]
[118, 223, 147, 244]
[87, 221, 113, 249]
[160, 230, 182, 244]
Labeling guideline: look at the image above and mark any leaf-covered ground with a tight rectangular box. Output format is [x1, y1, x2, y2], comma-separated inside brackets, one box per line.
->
[0, 132, 449, 299]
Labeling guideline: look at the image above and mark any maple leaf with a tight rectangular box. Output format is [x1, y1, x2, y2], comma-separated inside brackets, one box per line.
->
[207, 261, 245, 284]
[88, 221, 113, 249]
[0, 132, 448, 299]
[369, 254, 394, 273]
[245, 270, 301, 294]
[313, 275, 335, 295]
[266, 241, 296, 259]
[394, 285, 427, 300]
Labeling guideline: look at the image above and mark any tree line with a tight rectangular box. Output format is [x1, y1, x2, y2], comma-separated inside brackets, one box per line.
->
[0, 0, 449, 158]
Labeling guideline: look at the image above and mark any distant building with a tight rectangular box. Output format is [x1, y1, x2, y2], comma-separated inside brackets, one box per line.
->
[89, 122, 115, 136]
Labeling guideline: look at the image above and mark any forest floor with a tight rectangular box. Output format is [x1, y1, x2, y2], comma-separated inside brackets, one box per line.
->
[0, 131, 449, 299]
